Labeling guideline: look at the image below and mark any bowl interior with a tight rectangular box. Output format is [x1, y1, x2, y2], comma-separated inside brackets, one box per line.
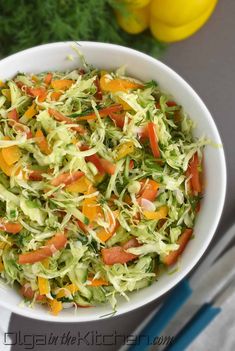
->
[0, 42, 226, 322]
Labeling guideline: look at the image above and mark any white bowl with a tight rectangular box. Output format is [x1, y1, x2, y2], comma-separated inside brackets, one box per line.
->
[0, 42, 226, 322]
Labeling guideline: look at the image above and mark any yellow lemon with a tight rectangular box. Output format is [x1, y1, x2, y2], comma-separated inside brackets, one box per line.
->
[150, 0, 217, 42]
[116, 5, 149, 34]
[150, 0, 217, 27]
[121, 0, 151, 8]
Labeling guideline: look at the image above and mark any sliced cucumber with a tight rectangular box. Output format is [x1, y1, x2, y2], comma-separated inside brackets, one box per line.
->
[79, 285, 93, 300]
[76, 265, 88, 284]
[134, 277, 152, 290]
[106, 227, 130, 247]
[74, 294, 92, 307]
[90, 286, 106, 303]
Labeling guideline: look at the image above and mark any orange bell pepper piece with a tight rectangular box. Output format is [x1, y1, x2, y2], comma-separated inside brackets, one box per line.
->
[0, 259, 4, 272]
[66, 176, 91, 193]
[50, 91, 62, 101]
[0, 150, 14, 177]
[51, 79, 74, 90]
[23, 103, 37, 121]
[56, 283, 79, 299]
[100, 75, 143, 92]
[96, 210, 119, 242]
[49, 299, 63, 315]
[82, 185, 98, 223]
[1, 138, 21, 166]
[38, 277, 50, 295]
[143, 206, 168, 220]
[138, 179, 159, 202]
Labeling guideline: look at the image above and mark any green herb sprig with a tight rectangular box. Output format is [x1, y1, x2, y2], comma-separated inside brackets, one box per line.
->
[0, 0, 166, 58]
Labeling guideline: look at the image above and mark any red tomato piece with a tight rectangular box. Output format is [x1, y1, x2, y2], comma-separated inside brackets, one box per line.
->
[101, 246, 137, 265]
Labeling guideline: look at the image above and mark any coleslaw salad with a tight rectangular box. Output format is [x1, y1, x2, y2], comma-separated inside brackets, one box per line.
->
[0, 63, 206, 315]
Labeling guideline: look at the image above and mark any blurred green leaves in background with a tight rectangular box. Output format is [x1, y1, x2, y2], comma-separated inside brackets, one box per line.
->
[0, 0, 165, 58]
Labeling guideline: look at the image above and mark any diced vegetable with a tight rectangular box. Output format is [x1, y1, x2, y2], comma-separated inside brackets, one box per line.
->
[138, 125, 149, 140]
[76, 219, 89, 233]
[2, 138, 21, 166]
[44, 73, 53, 85]
[162, 228, 193, 266]
[49, 299, 63, 315]
[166, 101, 177, 107]
[101, 246, 137, 265]
[8, 117, 33, 138]
[50, 91, 62, 101]
[76, 104, 123, 121]
[96, 209, 119, 242]
[97, 225, 116, 242]
[7, 108, 19, 122]
[23, 103, 37, 120]
[31, 75, 39, 82]
[143, 205, 168, 220]
[48, 108, 72, 123]
[100, 75, 143, 92]
[187, 153, 202, 193]
[122, 237, 140, 250]
[51, 171, 84, 187]
[48, 108, 86, 134]
[94, 77, 102, 100]
[115, 141, 135, 161]
[28, 87, 47, 102]
[51, 79, 74, 90]
[138, 179, 159, 202]
[116, 96, 132, 110]
[129, 159, 134, 169]
[56, 283, 79, 299]
[35, 129, 51, 155]
[66, 176, 91, 193]
[80, 145, 116, 175]
[109, 111, 126, 128]
[20, 285, 45, 302]
[148, 122, 160, 158]
[0, 219, 22, 234]
[0, 151, 16, 176]
[81, 149, 105, 174]
[38, 277, 50, 295]
[96, 228, 113, 242]
[99, 158, 116, 175]
[28, 169, 44, 181]
[82, 188, 98, 223]
[0, 259, 4, 272]
[18, 233, 67, 264]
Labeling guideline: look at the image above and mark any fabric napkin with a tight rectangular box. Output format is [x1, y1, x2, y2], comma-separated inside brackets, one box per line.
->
[187, 290, 235, 351]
